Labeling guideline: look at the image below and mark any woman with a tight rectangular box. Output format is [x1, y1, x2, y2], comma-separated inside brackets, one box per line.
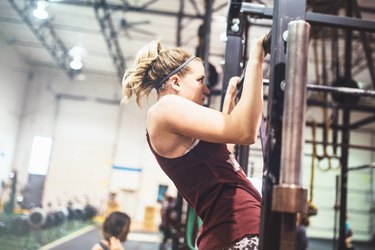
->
[122, 35, 265, 249]
[92, 211, 131, 250]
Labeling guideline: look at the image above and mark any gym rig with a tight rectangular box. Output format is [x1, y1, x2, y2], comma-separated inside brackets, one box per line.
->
[2, 1, 375, 250]
[171, 1, 375, 250]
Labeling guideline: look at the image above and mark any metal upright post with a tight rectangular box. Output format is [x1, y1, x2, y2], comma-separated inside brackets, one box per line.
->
[338, 108, 350, 250]
[271, 20, 310, 250]
[202, 0, 213, 71]
[338, 1, 354, 249]
[259, 1, 307, 250]
[221, 1, 249, 172]
[176, 0, 185, 47]
[221, 0, 244, 109]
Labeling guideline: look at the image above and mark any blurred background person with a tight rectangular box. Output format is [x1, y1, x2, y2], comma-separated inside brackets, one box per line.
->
[159, 194, 178, 250]
[92, 211, 131, 250]
[296, 213, 309, 250]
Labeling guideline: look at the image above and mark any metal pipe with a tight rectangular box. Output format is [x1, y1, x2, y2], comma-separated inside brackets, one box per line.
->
[202, 0, 213, 75]
[348, 163, 375, 171]
[306, 84, 375, 97]
[176, 0, 185, 46]
[348, 115, 375, 129]
[268, 79, 375, 97]
[338, 108, 351, 250]
[241, 2, 375, 32]
[260, 79, 375, 97]
[279, 20, 310, 186]
[304, 140, 375, 152]
[271, 21, 310, 250]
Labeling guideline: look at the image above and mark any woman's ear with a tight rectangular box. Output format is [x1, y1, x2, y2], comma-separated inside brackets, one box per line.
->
[169, 75, 181, 92]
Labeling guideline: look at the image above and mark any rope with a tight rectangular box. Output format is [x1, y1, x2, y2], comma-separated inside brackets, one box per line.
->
[309, 120, 318, 216]
[310, 120, 317, 204]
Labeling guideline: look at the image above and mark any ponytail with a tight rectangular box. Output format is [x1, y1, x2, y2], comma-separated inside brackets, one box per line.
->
[122, 40, 193, 106]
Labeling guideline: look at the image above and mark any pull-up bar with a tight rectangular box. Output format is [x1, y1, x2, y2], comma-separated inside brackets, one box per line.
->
[241, 2, 375, 32]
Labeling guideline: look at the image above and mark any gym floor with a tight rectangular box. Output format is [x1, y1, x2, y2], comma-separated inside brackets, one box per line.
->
[46, 225, 374, 250]
[48, 226, 161, 250]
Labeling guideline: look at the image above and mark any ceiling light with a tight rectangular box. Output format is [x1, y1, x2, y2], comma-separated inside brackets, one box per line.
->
[69, 46, 86, 57]
[69, 57, 83, 70]
[69, 46, 86, 70]
[33, 1, 49, 20]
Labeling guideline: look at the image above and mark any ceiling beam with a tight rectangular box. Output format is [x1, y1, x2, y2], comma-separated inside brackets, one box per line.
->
[94, 0, 126, 83]
[8, 0, 79, 78]
[48, 0, 204, 19]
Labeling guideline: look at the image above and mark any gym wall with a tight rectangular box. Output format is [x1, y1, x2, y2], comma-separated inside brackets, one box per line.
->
[0, 31, 177, 227]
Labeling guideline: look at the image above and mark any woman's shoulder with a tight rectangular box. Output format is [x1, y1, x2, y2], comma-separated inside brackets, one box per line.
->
[148, 95, 184, 118]
[157, 94, 189, 106]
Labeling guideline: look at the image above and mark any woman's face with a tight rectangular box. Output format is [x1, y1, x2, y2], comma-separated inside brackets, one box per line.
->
[178, 60, 210, 105]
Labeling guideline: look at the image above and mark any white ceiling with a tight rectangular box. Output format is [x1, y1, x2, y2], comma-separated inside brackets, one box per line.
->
[0, 0, 374, 89]
[0, 0, 248, 80]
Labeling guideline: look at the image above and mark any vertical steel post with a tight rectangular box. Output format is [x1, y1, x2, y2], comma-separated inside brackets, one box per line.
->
[271, 20, 310, 250]
[221, 0, 244, 110]
[260, 1, 307, 249]
[338, 1, 354, 248]
[279, 21, 310, 187]
[221, 0, 247, 172]
[202, 0, 213, 78]
[176, 0, 185, 46]
[338, 108, 350, 250]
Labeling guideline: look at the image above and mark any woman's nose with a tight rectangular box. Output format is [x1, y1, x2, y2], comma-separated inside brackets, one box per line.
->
[203, 84, 210, 95]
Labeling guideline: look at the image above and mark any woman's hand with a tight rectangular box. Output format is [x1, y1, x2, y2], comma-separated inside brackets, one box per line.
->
[109, 237, 125, 250]
[222, 76, 240, 115]
[249, 35, 267, 63]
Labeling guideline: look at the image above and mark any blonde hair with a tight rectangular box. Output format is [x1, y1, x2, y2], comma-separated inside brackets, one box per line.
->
[122, 40, 194, 105]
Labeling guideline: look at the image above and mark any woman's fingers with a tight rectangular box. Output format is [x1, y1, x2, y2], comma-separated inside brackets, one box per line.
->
[109, 237, 124, 250]
[227, 76, 240, 94]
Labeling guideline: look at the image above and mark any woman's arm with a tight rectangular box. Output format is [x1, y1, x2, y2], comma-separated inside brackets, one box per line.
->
[222, 76, 240, 153]
[149, 36, 264, 145]
[229, 36, 264, 143]
[222, 76, 240, 115]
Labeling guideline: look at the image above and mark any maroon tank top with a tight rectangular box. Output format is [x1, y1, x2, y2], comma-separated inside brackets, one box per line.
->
[146, 133, 261, 249]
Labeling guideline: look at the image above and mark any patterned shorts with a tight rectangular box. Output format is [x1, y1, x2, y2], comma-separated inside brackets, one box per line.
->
[224, 235, 259, 250]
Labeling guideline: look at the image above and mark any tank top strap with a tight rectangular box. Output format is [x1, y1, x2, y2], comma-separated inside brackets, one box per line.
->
[99, 242, 109, 250]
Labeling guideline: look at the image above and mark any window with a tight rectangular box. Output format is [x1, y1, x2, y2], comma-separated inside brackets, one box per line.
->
[157, 184, 168, 203]
[28, 136, 53, 175]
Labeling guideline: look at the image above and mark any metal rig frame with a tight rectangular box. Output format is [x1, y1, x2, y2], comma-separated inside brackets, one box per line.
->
[7, 0, 375, 249]
[222, 1, 375, 250]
